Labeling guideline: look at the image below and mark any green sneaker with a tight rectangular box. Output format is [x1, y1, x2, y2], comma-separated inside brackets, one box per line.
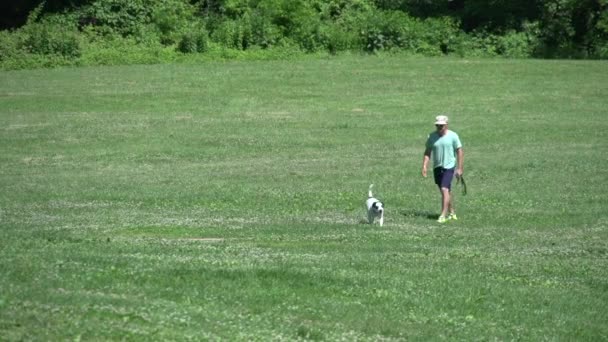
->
[448, 213, 458, 221]
[437, 215, 447, 223]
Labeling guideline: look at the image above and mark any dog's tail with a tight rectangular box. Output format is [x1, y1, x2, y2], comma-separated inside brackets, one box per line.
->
[368, 184, 374, 198]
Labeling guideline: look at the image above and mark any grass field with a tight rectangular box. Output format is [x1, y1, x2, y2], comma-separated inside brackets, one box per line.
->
[1, 56, 607, 340]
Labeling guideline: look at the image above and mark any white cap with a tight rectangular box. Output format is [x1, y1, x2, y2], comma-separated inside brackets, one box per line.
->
[434, 115, 448, 125]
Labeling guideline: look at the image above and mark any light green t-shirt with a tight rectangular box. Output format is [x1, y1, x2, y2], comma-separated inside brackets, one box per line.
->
[425, 130, 462, 169]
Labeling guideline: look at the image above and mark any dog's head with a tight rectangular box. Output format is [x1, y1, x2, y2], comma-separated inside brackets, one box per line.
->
[372, 201, 384, 214]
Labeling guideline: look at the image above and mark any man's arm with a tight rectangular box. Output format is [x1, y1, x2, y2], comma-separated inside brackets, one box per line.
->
[456, 147, 464, 177]
[422, 148, 431, 177]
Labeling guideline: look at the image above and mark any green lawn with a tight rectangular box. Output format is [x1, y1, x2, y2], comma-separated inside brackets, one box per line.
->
[1, 56, 607, 340]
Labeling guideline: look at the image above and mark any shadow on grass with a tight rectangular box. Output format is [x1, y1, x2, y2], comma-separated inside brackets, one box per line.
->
[400, 210, 439, 220]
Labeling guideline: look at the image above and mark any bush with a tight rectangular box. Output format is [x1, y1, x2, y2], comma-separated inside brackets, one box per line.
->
[321, 23, 360, 54]
[593, 42, 608, 59]
[152, 0, 198, 45]
[587, 8, 608, 59]
[178, 29, 209, 53]
[22, 22, 81, 58]
[360, 11, 411, 52]
[177, 33, 197, 53]
[495, 30, 534, 58]
[248, 11, 283, 49]
[80, 35, 176, 66]
[79, 0, 152, 37]
[0, 52, 78, 70]
[359, 11, 459, 56]
[451, 32, 499, 57]
[452, 22, 538, 58]
[211, 19, 250, 50]
[0, 10, 82, 69]
[0, 30, 21, 62]
[419, 16, 461, 55]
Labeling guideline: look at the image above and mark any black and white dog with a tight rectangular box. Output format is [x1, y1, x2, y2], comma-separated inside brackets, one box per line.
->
[366, 184, 384, 226]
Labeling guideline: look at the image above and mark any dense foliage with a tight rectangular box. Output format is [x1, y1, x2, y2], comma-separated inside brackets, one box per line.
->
[1, 0, 607, 69]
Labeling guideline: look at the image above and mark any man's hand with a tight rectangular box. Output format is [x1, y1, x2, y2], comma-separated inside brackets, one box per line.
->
[422, 149, 431, 178]
[455, 168, 463, 179]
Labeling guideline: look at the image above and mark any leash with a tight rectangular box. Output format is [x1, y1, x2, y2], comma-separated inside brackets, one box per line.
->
[456, 174, 467, 195]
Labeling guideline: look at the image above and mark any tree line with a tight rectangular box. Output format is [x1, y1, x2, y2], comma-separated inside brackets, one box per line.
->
[1, 0, 607, 69]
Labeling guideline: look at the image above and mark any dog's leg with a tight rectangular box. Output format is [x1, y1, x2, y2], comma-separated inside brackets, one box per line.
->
[367, 211, 374, 224]
[379, 212, 384, 226]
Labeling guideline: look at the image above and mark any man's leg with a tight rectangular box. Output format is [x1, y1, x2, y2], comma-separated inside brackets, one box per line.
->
[435, 167, 455, 222]
[440, 187, 450, 218]
[448, 191, 455, 214]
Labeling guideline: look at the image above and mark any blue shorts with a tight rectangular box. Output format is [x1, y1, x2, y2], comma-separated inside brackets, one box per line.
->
[433, 167, 455, 190]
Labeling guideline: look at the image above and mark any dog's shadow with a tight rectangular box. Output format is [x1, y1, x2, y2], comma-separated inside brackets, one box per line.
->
[358, 210, 439, 224]
[400, 210, 439, 220]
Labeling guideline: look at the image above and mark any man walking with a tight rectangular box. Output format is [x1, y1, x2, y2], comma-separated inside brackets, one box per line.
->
[422, 115, 464, 223]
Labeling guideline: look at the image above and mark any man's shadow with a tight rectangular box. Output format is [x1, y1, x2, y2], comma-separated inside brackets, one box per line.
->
[400, 210, 439, 220]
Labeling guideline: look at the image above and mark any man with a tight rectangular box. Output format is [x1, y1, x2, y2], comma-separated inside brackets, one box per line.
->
[422, 115, 464, 223]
